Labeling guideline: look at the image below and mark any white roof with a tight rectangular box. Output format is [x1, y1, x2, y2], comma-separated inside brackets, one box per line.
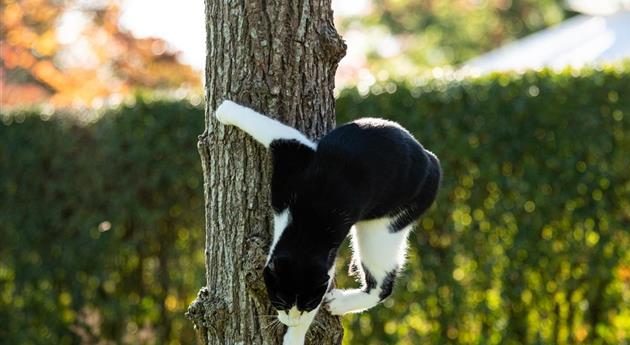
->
[464, 9, 630, 74]
[567, 0, 630, 16]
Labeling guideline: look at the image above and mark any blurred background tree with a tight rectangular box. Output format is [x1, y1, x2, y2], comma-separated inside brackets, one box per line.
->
[1, 0, 200, 107]
[335, 0, 570, 84]
[2, 0, 576, 107]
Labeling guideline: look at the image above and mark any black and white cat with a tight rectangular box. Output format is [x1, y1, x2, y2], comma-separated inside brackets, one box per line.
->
[215, 100, 441, 345]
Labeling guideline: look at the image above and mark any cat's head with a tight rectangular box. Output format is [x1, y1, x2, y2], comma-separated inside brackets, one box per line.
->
[263, 251, 334, 326]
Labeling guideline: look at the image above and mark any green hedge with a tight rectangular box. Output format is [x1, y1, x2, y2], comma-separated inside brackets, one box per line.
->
[1, 65, 629, 345]
[0, 100, 205, 345]
[336, 65, 630, 345]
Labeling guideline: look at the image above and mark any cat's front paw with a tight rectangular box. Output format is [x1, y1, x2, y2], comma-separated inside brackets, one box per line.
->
[282, 324, 308, 345]
[323, 289, 349, 316]
[214, 100, 240, 125]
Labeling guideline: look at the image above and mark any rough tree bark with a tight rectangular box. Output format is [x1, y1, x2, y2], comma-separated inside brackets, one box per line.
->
[187, 1, 346, 344]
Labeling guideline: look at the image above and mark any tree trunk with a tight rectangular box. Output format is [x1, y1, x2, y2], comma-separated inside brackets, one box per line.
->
[187, 1, 346, 345]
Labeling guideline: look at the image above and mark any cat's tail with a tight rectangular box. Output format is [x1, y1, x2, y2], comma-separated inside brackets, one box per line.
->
[415, 150, 442, 216]
[390, 150, 442, 232]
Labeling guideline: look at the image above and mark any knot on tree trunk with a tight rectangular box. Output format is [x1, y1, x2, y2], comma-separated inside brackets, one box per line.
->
[319, 23, 347, 64]
[244, 235, 269, 295]
[186, 287, 229, 339]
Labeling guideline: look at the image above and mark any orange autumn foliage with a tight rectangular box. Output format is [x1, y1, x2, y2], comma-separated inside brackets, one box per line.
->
[1, 0, 201, 108]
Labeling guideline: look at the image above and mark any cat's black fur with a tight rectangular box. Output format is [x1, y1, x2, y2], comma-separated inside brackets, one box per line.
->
[263, 117, 441, 313]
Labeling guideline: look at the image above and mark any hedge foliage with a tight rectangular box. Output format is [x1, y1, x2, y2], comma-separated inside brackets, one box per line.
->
[0, 100, 205, 345]
[336, 65, 630, 345]
[1, 65, 629, 345]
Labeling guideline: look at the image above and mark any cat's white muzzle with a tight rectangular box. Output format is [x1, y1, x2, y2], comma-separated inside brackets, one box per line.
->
[277, 307, 317, 327]
[278, 307, 302, 327]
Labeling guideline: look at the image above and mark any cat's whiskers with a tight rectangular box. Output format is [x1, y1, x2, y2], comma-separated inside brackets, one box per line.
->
[262, 317, 282, 333]
[271, 319, 286, 334]
[272, 295, 290, 307]
[258, 312, 280, 332]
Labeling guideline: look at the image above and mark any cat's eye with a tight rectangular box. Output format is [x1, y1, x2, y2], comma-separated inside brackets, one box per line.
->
[263, 265, 278, 283]
[270, 299, 290, 311]
[317, 279, 329, 288]
[302, 296, 323, 311]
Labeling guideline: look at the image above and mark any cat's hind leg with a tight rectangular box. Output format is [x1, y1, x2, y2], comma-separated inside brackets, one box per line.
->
[214, 100, 316, 149]
[325, 219, 410, 315]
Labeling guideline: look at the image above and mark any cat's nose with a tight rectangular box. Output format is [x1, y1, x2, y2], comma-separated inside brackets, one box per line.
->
[288, 306, 300, 319]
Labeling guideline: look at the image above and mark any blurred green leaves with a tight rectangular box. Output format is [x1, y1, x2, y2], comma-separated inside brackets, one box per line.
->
[336, 64, 630, 344]
[0, 100, 205, 345]
[341, 0, 569, 77]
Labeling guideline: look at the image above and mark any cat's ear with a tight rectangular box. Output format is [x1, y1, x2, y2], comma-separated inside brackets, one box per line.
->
[266, 260, 276, 274]
[270, 139, 315, 210]
[326, 247, 339, 266]
[266, 254, 291, 275]
[263, 265, 278, 290]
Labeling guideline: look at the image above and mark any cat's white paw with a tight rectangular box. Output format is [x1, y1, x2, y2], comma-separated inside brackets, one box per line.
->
[282, 333, 305, 345]
[214, 100, 240, 125]
[282, 325, 307, 345]
[323, 289, 350, 316]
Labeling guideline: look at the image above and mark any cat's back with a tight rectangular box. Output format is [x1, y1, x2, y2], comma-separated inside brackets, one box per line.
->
[316, 117, 422, 164]
[312, 117, 435, 218]
[314, 117, 429, 190]
[309, 117, 439, 220]
[326, 117, 409, 138]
